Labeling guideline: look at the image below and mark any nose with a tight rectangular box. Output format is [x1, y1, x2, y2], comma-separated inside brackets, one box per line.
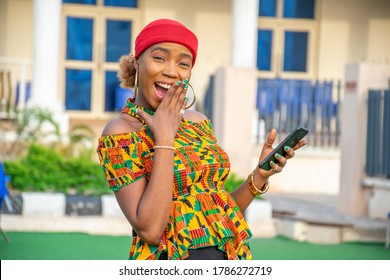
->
[162, 61, 179, 78]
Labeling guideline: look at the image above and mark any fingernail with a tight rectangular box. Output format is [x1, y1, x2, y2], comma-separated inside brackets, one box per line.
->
[176, 80, 181, 85]
[270, 161, 275, 166]
[285, 146, 290, 151]
[185, 97, 188, 102]
[183, 78, 189, 84]
[184, 84, 189, 89]
[275, 153, 281, 159]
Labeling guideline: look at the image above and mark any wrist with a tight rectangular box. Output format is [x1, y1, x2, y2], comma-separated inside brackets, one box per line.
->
[154, 138, 175, 147]
[247, 169, 270, 196]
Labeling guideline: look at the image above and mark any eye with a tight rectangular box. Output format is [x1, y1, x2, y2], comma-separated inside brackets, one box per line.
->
[153, 56, 165, 62]
[179, 61, 191, 68]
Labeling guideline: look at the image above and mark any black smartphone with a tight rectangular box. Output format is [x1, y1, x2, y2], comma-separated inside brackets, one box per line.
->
[258, 126, 308, 171]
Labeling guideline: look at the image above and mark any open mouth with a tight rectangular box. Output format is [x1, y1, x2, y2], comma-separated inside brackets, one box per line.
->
[155, 82, 172, 100]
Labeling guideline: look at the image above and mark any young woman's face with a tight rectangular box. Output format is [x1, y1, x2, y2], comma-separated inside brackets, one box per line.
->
[135, 42, 193, 110]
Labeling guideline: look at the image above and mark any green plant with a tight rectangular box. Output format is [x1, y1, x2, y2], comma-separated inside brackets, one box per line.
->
[59, 124, 95, 159]
[3, 144, 109, 195]
[0, 107, 60, 160]
[224, 172, 265, 200]
[224, 173, 245, 193]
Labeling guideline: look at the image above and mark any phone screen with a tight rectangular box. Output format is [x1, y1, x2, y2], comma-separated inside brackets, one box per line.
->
[259, 127, 308, 171]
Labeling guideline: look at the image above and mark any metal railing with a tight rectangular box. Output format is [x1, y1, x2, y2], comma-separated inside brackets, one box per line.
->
[255, 78, 343, 147]
[0, 57, 32, 119]
[366, 89, 390, 178]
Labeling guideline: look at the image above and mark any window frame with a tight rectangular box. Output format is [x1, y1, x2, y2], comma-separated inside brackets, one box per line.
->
[60, 3, 140, 119]
[257, 0, 320, 80]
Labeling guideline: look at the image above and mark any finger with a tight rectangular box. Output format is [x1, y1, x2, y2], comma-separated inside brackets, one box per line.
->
[265, 128, 277, 148]
[135, 108, 153, 126]
[293, 140, 307, 151]
[161, 80, 182, 107]
[174, 83, 187, 112]
[270, 161, 282, 173]
[274, 153, 287, 167]
[283, 145, 295, 159]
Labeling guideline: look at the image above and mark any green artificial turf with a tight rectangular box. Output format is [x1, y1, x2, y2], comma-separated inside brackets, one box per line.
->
[0, 232, 389, 260]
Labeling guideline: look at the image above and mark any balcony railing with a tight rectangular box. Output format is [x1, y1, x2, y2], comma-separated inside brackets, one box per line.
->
[0, 57, 32, 119]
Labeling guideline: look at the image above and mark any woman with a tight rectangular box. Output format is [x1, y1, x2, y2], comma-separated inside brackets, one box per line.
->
[97, 19, 306, 260]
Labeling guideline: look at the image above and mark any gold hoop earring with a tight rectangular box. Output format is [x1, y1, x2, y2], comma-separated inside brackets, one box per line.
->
[133, 71, 138, 100]
[185, 83, 196, 109]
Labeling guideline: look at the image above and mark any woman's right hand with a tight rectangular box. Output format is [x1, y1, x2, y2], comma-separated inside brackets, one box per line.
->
[135, 80, 187, 145]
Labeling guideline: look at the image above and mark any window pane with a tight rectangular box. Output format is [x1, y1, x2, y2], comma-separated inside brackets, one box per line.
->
[63, 0, 96, 5]
[105, 71, 134, 112]
[105, 71, 117, 112]
[283, 31, 308, 72]
[65, 69, 92, 111]
[104, 0, 137, 8]
[259, 0, 277, 17]
[283, 0, 315, 19]
[66, 17, 93, 61]
[106, 20, 131, 62]
[257, 30, 273, 71]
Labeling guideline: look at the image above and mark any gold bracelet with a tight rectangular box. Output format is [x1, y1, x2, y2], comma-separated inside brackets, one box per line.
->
[247, 171, 270, 196]
[153, 145, 176, 152]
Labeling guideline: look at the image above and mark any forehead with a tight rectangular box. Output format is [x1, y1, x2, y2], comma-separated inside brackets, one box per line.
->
[146, 42, 192, 58]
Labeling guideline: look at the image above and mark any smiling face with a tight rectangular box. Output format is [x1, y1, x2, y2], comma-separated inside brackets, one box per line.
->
[134, 42, 193, 110]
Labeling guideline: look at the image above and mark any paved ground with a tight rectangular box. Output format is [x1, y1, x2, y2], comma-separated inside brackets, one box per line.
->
[264, 192, 388, 243]
[2, 192, 388, 243]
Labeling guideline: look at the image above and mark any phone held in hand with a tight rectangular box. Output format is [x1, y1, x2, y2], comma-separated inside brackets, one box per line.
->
[258, 126, 308, 171]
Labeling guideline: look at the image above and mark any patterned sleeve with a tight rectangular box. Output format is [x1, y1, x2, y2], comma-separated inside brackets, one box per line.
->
[96, 133, 146, 192]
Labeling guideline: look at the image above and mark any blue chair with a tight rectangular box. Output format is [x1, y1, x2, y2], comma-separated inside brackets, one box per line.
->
[0, 161, 11, 243]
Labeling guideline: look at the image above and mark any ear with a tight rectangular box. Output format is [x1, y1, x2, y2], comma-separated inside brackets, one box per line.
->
[132, 58, 139, 71]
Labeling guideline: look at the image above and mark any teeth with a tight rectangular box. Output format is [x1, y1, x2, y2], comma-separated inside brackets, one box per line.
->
[156, 82, 171, 89]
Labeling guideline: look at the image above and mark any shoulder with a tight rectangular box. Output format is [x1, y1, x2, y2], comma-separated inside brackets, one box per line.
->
[101, 114, 142, 136]
[183, 110, 209, 123]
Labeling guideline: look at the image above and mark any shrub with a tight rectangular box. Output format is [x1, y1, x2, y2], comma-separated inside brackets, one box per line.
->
[224, 173, 245, 193]
[224, 172, 265, 200]
[3, 144, 109, 195]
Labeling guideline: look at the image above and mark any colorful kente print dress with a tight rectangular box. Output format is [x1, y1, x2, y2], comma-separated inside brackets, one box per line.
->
[96, 99, 253, 260]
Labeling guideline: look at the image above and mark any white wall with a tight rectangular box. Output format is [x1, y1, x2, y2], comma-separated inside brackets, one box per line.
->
[318, 0, 390, 80]
[367, 19, 390, 64]
[251, 147, 341, 195]
[3, 0, 33, 59]
[0, 0, 6, 56]
[317, 20, 350, 80]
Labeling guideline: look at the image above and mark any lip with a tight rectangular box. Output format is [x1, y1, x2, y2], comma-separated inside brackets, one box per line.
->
[154, 81, 174, 100]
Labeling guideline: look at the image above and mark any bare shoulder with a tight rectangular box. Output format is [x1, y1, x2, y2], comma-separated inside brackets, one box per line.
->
[101, 115, 142, 136]
[183, 110, 209, 123]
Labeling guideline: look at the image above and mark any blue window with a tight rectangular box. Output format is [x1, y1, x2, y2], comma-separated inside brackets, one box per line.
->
[284, 0, 315, 19]
[106, 20, 131, 62]
[65, 69, 92, 111]
[63, 0, 96, 4]
[258, 0, 277, 17]
[105, 71, 118, 112]
[104, 0, 137, 7]
[257, 30, 273, 71]
[283, 31, 308, 72]
[66, 17, 93, 61]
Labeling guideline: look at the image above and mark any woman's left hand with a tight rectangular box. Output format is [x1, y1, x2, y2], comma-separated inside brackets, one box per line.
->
[257, 129, 307, 179]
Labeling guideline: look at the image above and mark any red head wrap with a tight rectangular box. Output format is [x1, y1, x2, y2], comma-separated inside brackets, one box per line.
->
[134, 19, 198, 66]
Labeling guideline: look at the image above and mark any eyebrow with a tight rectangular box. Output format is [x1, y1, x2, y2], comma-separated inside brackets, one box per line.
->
[150, 46, 193, 61]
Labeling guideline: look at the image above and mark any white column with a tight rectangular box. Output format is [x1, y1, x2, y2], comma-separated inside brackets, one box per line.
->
[30, 0, 68, 133]
[231, 0, 259, 67]
[213, 67, 258, 178]
[30, 0, 62, 111]
[339, 63, 390, 217]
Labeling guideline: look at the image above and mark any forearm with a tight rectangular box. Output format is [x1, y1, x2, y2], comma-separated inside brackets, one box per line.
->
[230, 169, 268, 212]
[133, 148, 175, 243]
